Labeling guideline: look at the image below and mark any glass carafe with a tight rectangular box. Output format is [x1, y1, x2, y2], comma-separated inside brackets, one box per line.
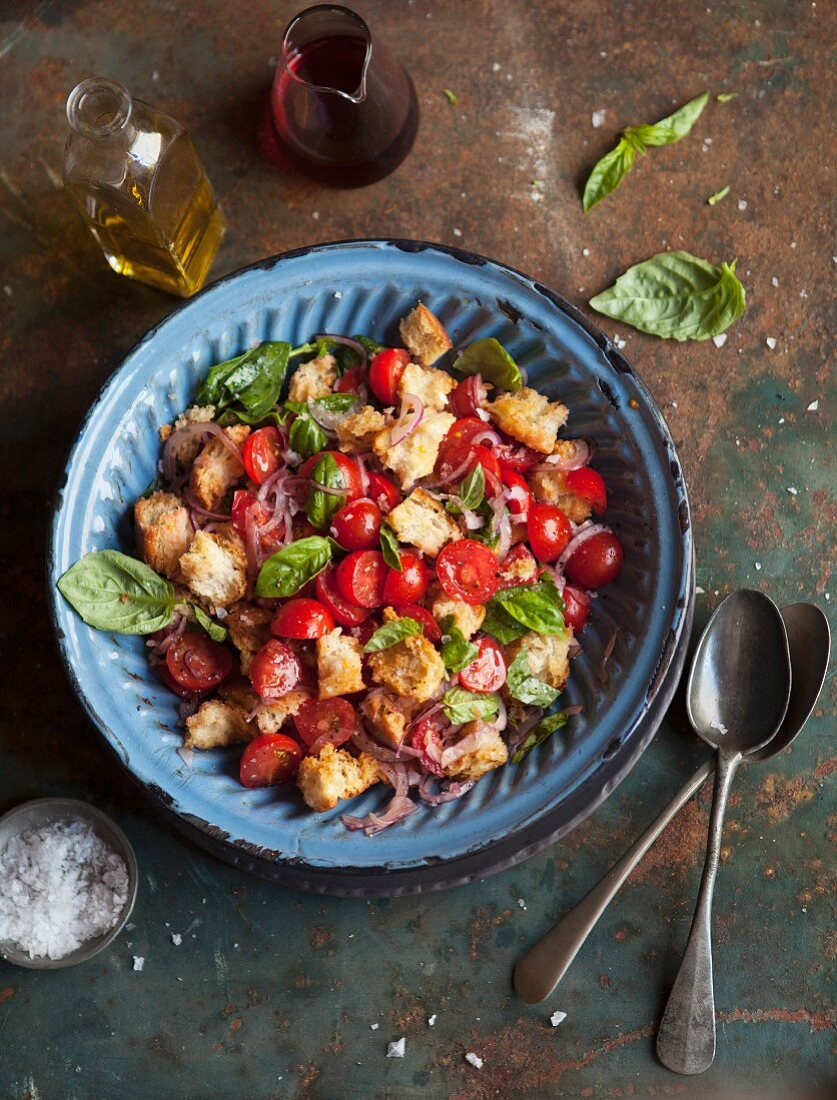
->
[270, 5, 418, 187]
[63, 78, 225, 297]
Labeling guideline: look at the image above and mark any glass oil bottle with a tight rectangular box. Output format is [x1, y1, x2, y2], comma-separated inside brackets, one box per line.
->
[62, 78, 224, 297]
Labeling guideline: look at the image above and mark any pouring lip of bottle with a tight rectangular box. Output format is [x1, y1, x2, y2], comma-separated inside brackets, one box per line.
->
[281, 4, 372, 104]
[67, 77, 134, 140]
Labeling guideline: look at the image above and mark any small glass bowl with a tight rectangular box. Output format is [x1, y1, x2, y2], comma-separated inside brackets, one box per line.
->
[0, 798, 138, 970]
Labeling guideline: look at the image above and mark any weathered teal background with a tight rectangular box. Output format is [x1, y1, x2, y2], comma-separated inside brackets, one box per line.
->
[0, 1, 833, 1097]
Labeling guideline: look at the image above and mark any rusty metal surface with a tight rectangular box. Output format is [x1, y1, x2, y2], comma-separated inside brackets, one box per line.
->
[0, 1, 833, 1097]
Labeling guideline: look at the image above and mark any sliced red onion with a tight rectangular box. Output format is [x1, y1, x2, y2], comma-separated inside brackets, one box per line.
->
[354, 452, 370, 495]
[351, 723, 404, 764]
[441, 721, 499, 768]
[440, 451, 475, 486]
[162, 421, 243, 482]
[146, 610, 188, 656]
[418, 775, 475, 804]
[494, 696, 508, 733]
[309, 477, 347, 496]
[557, 522, 611, 568]
[307, 396, 356, 433]
[567, 641, 582, 660]
[469, 428, 502, 448]
[342, 793, 418, 836]
[243, 507, 261, 576]
[389, 393, 424, 446]
[543, 562, 566, 593]
[314, 334, 368, 370]
[532, 439, 591, 473]
[506, 706, 544, 753]
[182, 489, 231, 522]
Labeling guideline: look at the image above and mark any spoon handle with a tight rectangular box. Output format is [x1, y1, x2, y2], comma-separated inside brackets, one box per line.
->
[513, 759, 714, 1004]
[656, 748, 742, 1074]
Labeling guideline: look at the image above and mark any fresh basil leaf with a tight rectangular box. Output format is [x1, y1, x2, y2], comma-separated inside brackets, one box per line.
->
[191, 604, 229, 644]
[459, 464, 485, 510]
[589, 251, 747, 341]
[442, 687, 500, 725]
[255, 536, 334, 598]
[582, 92, 708, 211]
[195, 353, 245, 406]
[141, 474, 165, 499]
[716, 92, 738, 103]
[223, 342, 291, 420]
[506, 650, 560, 707]
[289, 413, 327, 459]
[355, 334, 384, 356]
[452, 337, 523, 391]
[511, 711, 569, 763]
[465, 498, 501, 548]
[363, 616, 423, 653]
[307, 452, 346, 530]
[481, 602, 529, 644]
[312, 393, 359, 415]
[490, 579, 566, 636]
[380, 523, 402, 571]
[57, 550, 178, 635]
[582, 136, 637, 212]
[707, 185, 730, 206]
[439, 615, 479, 675]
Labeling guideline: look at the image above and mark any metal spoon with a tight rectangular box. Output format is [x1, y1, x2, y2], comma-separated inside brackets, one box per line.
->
[513, 602, 829, 1007]
[655, 589, 791, 1074]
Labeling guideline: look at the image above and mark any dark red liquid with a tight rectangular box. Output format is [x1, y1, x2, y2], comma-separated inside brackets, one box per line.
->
[270, 34, 419, 188]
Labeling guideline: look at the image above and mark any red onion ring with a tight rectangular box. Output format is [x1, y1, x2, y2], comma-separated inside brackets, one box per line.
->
[306, 395, 358, 433]
[418, 775, 475, 804]
[354, 453, 370, 495]
[531, 439, 591, 473]
[441, 721, 499, 768]
[181, 489, 231, 522]
[389, 393, 424, 446]
[162, 421, 243, 482]
[468, 428, 503, 448]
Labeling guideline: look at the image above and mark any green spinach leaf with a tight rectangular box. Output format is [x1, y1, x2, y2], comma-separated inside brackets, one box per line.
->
[511, 710, 569, 763]
[363, 617, 423, 653]
[452, 338, 523, 391]
[506, 650, 560, 707]
[442, 687, 500, 725]
[57, 550, 178, 635]
[191, 604, 229, 643]
[589, 251, 746, 341]
[380, 523, 402, 571]
[439, 615, 479, 675]
[255, 537, 334, 598]
[306, 452, 346, 530]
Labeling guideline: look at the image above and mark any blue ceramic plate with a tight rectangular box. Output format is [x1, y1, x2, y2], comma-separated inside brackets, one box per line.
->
[49, 240, 693, 896]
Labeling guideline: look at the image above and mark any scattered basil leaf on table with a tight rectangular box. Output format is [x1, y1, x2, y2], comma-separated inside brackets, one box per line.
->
[442, 687, 500, 725]
[191, 604, 229, 644]
[443, 88, 458, 105]
[256, 536, 334, 598]
[707, 185, 730, 206]
[306, 452, 346, 530]
[57, 550, 178, 634]
[716, 92, 738, 103]
[582, 91, 708, 211]
[589, 251, 747, 341]
[459, 464, 485, 511]
[506, 650, 561, 707]
[439, 615, 479, 675]
[452, 338, 523, 391]
[489, 579, 566, 636]
[512, 710, 570, 763]
[380, 523, 403, 571]
[363, 617, 423, 653]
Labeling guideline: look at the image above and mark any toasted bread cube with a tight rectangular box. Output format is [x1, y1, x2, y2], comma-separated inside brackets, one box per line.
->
[505, 629, 573, 693]
[316, 629, 364, 698]
[445, 721, 508, 781]
[487, 387, 569, 454]
[398, 361, 455, 412]
[335, 404, 388, 455]
[134, 491, 194, 579]
[529, 467, 593, 524]
[189, 423, 250, 512]
[364, 691, 417, 748]
[287, 353, 338, 403]
[373, 410, 455, 490]
[179, 525, 248, 610]
[297, 744, 381, 812]
[226, 602, 274, 674]
[255, 688, 312, 734]
[183, 699, 253, 750]
[367, 617, 446, 703]
[429, 583, 486, 639]
[399, 303, 453, 366]
[386, 488, 461, 557]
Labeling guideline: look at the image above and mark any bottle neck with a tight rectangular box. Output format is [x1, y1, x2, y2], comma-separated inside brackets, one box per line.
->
[67, 78, 136, 143]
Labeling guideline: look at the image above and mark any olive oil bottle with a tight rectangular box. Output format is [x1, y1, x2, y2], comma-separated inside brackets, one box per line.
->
[62, 78, 224, 297]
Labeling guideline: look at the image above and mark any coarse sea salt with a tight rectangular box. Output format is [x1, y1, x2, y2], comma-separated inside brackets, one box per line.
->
[0, 818, 129, 960]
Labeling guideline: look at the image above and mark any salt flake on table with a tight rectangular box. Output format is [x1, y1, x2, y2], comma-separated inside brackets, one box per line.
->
[591, 109, 607, 128]
[370, 1023, 379, 1030]
[766, 337, 777, 349]
[387, 1038, 405, 1058]
[771, 276, 779, 287]
[712, 334, 727, 348]
[550, 1010, 567, 1027]
[807, 399, 819, 411]
[755, 562, 762, 571]
[171, 933, 182, 946]
[465, 1052, 484, 1069]
[132, 956, 145, 971]
[427, 1014, 437, 1026]
[787, 487, 798, 495]
[518, 898, 527, 909]
[738, 199, 748, 210]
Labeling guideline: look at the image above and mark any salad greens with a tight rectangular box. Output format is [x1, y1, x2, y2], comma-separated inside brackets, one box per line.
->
[439, 615, 479, 676]
[306, 452, 346, 529]
[442, 687, 500, 725]
[380, 523, 403, 571]
[255, 536, 335, 598]
[452, 337, 523, 391]
[511, 711, 569, 763]
[57, 550, 179, 635]
[191, 604, 229, 643]
[506, 650, 561, 708]
[363, 617, 423, 653]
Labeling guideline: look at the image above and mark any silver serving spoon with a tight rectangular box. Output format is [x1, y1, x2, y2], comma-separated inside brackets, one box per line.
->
[655, 590, 791, 1073]
[513, 602, 829, 1007]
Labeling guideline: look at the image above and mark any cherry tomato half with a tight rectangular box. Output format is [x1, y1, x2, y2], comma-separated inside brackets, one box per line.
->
[437, 442, 501, 486]
[411, 718, 445, 776]
[366, 472, 401, 515]
[239, 733, 303, 788]
[300, 451, 364, 502]
[494, 441, 542, 473]
[250, 639, 302, 701]
[394, 603, 441, 643]
[497, 544, 538, 588]
[242, 426, 284, 485]
[436, 540, 499, 605]
[271, 598, 335, 640]
[166, 631, 234, 693]
[331, 498, 382, 551]
[562, 584, 591, 631]
[449, 375, 489, 418]
[500, 468, 532, 517]
[335, 550, 387, 609]
[564, 531, 624, 589]
[459, 635, 507, 693]
[335, 366, 363, 393]
[439, 417, 488, 456]
[315, 564, 370, 626]
[565, 467, 607, 516]
[293, 698, 357, 752]
[528, 503, 573, 563]
[158, 663, 211, 699]
[382, 551, 429, 605]
[368, 348, 411, 406]
[232, 490, 285, 555]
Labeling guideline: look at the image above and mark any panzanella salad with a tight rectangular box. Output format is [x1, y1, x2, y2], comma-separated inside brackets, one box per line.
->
[58, 303, 624, 834]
